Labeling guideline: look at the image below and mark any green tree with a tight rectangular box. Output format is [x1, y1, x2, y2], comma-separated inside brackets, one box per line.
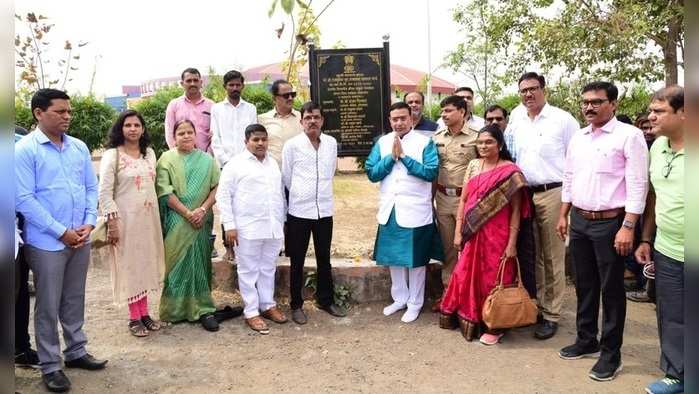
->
[268, 0, 333, 99]
[452, 0, 683, 86]
[133, 85, 183, 158]
[67, 95, 117, 152]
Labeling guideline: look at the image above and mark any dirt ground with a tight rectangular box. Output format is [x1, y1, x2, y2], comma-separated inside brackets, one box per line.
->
[15, 174, 663, 393]
[15, 266, 661, 393]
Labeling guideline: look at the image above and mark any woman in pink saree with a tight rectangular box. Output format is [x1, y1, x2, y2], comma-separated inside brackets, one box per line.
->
[439, 124, 531, 345]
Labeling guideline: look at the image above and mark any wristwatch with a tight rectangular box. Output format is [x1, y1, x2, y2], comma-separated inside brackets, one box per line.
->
[622, 219, 635, 229]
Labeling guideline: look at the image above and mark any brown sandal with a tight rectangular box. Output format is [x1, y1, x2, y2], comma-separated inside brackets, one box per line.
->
[458, 318, 479, 342]
[439, 313, 458, 330]
[140, 315, 161, 331]
[129, 320, 148, 337]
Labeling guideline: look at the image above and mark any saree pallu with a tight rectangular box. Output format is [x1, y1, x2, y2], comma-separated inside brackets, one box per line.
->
[155, 149, 220, 322]
[441, 163, 530, 325]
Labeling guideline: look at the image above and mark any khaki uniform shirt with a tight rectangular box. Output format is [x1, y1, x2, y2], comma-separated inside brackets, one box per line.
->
[258, 108, 304, 165]
[432, 123, 479, 188]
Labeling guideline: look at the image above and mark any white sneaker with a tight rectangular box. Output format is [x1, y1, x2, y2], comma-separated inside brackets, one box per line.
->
[400, 308, 421, 323]
[383, 302, 407, 316]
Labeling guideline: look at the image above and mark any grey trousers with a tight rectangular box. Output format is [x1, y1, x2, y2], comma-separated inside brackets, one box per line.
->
[24, 244, 90, 374]
[654, 250, 684, 379]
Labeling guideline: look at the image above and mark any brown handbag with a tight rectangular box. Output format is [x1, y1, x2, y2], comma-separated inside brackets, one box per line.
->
[482, 256, 538, 330]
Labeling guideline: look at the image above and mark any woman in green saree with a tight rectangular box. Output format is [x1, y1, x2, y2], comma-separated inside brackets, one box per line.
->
[156, 119, 221, 332]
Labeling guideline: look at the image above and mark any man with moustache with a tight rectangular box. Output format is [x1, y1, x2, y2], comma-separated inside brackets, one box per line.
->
[16, 89, 107, 392]
[436, 87, 485, 130]
[165, 67, 215, 152]
[484, 104, 509, 132]
[509, 72, 580, 340]
[282, 101, 346, 324]
[557, 81, 648, 382]
[211, 70, 258, 168]
[210, 70, 258, 261]
[216, 124, 287, 335]
[258, 79, 304, 164]
[404, 91, 438, 137]
[634, 86, 685, 394]
[366, 102, 441, 323]
[431, 95, 478, 311]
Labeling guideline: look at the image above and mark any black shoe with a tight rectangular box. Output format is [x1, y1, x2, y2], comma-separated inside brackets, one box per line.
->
[65, 353, 108, 370]
[15, 348, 40, 369]
[318, 303, 347, 317]
[291, 308, 308, 325]
[559, 343, 601, 360]
[626, 290, 651, 303]
[200, 313, 220, 332]
[589, 359, 623, 381]
[42, 370, 71, 392]
[214, 305, 244, 322]
[534, 320, 558, 340]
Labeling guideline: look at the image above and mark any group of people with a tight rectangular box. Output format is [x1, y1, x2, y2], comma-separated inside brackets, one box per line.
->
[14, 66, 684, 394]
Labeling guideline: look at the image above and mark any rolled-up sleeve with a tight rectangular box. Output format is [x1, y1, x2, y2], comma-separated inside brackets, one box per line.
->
[623, 132, 649, 214]
[215, 165, 237, 231]
[561, 141, 574, 204]
[83, 144, 99, 227]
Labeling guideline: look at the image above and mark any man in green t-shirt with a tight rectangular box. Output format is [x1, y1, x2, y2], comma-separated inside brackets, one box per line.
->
[634, 85, 685, 394]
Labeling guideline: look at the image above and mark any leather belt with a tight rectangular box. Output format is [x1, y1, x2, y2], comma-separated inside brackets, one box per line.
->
[437, 184, 462, 197]
[530, 182, 562, 193]
[574, 207, 625, 221]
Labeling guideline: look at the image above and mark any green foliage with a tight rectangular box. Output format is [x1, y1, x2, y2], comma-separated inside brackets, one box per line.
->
[14, 98, 34, 130]
[617, 85, 653, 119]
[242, 84, 275, 114]
[304, 270, 353, 309]
[453, 0, 683, 85]
[67, 95, 117, 152]
[132, 85, 183, 158]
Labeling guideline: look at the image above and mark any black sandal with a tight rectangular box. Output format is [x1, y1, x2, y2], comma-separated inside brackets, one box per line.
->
[129, 320, 148, 337]
[140, 315, 161, 331]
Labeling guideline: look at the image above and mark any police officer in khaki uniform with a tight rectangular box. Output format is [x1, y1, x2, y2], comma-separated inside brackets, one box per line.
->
[431, 95, 478, 311]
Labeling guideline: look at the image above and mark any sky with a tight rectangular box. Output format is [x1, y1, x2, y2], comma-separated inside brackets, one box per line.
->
[15, 0, 471, 97]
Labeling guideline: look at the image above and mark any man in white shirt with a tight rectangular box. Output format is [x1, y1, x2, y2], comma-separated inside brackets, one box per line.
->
[210, 70, 258, 262]
[509, 72, 580, 340]
[282, 101, 346, 324]
[215, 124, 288, 335]
[210, 70, 258, 168]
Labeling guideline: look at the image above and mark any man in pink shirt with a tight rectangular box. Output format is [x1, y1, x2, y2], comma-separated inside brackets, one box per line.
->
[164, 67, 215, 152]
[556, 81, 648, 382]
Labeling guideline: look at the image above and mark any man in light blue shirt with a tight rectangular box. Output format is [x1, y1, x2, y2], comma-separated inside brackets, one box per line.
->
[15, 89, 107, 392]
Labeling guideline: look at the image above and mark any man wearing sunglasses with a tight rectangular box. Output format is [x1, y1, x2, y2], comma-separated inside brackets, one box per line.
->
[508, 72, 580, 342]
[634, 85, 685, 394]
[557, 81, 648, 382]
[258, 79, 304, 165]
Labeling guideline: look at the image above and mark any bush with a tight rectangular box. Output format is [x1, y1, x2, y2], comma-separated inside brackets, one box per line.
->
[132, 85, 183, 158]
[67, 96, 117, 152]
[15, 99, 34, 131]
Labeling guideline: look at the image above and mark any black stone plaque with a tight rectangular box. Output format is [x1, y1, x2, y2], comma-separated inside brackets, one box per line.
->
[309, 44, 391, 156]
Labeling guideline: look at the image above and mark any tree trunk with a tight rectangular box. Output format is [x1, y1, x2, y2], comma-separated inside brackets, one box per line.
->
[663, 18, 680, 85]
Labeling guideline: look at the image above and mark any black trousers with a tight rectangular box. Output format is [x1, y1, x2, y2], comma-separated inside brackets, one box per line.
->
[287, 214, 333, 310]
[517, 216, 537, 298]
[654, 251, 684, 379]
[569, 209, 626, 363]
[15, 247, 32, 354]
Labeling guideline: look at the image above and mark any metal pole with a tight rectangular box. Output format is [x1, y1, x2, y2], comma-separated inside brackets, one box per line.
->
[426, 0, 433, 107]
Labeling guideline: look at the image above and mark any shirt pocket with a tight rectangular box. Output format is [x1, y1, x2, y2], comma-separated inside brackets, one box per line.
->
[595, 147, 624, 174]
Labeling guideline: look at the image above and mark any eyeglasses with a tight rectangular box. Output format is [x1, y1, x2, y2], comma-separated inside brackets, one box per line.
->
[581, 99, 609, 108]
[662, 151, 681, 178]
[486, 116, 504, 122]
[518, 86, 541, 95]
[276, 92, 297, 99]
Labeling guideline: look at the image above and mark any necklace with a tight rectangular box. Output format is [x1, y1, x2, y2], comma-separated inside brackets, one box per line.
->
[475, 158, 500, 201]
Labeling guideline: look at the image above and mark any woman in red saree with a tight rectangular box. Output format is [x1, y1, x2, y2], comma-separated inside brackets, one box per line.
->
[440, 124, 531, 345]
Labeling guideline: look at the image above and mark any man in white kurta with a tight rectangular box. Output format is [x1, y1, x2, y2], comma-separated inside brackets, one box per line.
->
[216, 124, 287, 334]
[365, 102, 440, 323]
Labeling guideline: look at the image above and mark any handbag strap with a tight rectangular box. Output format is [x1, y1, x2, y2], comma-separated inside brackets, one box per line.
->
[495, 256, 525, 289]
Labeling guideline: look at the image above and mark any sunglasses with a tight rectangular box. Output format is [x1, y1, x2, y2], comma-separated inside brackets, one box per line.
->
[276, 92, 297, 99]
[662, 151, 681, 178]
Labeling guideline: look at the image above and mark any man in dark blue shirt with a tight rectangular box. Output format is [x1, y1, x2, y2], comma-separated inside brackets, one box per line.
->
[405, 91, 438, 137]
